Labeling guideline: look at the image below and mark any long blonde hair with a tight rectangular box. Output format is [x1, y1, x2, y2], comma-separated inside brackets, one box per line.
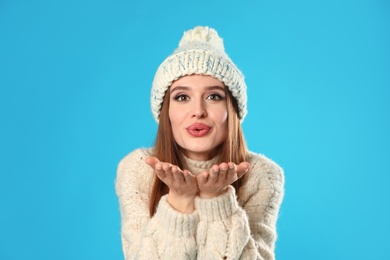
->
[149, 84, 248, 216]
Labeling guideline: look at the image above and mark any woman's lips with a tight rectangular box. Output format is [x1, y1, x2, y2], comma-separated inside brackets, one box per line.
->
[186, 123, 211, 137]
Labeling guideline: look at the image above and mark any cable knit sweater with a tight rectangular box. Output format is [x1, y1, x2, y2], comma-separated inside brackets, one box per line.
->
[115, 148, 284, 260]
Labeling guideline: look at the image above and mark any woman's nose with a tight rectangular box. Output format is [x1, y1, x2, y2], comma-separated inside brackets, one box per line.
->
[192, 100, 207, 118]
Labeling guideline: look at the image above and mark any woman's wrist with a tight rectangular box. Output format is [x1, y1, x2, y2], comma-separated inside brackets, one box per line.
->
[198, 187, 228, 199]
[167, 192, 196, 213]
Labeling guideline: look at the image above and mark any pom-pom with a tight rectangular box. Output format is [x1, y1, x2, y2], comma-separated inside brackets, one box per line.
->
[178, 26, 225, 52]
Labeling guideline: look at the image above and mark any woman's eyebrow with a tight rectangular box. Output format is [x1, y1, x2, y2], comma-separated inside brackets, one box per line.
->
[170, 86, 190, 93]
[170, 85, 225, 93]
[204, 86, 225, 91]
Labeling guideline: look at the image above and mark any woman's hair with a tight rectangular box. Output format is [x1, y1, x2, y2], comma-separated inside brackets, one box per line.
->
[149, 83, 248, 216]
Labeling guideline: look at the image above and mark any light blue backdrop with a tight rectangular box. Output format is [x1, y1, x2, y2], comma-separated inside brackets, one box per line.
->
[1, 0, 389, 259]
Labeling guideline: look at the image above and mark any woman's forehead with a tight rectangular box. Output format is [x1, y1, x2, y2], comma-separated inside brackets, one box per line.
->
[171, 74, 224, 87]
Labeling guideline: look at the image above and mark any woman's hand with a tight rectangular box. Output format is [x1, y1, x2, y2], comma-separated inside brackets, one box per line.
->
[145, 157, 198, 213]
[197, 162, 250, 199]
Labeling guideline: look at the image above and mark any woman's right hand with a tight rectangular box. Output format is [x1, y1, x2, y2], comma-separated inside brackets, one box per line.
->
[145, 157, 198, 213]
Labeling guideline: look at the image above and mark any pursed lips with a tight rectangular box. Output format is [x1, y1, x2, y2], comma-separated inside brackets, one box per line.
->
[186, 123, 211, 137]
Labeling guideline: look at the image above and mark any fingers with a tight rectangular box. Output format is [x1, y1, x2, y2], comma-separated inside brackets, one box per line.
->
[198, 171, 209, 183]
[217, 162, 228, 181]
[147, 158, 196, 185]
[146, 157, 251, 198]
[236, 162, 250, 178]
[145, 156, 160, 168]
[200, 161, 250, 184]
[146, 157, 174, 180]
[146, 157, 180, 178]
[212, 162, 236, 181]
[170, 166, 196, 185]
[171, 165, 184, 181]
[183, 169, 196, 185]
[226, 162, 236, 178]
[208, 164, 223, 182]
[155, 161, 171, 179]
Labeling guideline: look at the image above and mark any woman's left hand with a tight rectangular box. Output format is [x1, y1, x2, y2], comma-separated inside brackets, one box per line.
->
[196, 161, 250, 198]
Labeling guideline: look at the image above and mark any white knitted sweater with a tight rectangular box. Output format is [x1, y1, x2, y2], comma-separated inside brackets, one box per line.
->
[115, 148, 284, 260]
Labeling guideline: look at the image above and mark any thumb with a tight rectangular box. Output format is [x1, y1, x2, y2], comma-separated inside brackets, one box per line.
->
[197, 171, 209, 183]
[236, 162, 250, 177]
[145, 156, 160, 168]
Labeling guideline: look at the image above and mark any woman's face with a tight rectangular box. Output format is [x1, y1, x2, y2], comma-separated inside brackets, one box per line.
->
[169, 74, 228, 161]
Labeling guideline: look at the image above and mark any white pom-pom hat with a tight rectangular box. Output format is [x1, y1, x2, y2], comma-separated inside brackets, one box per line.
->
[151, 26, 247, 122]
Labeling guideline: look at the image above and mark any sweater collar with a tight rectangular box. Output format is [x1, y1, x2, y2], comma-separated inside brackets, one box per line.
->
[182, 154, 219, 175]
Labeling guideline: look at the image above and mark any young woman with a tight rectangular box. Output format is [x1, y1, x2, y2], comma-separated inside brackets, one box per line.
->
[115, 26, 284, 260]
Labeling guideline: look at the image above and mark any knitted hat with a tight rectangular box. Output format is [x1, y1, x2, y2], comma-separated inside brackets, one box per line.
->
[151, 26, 247, 122]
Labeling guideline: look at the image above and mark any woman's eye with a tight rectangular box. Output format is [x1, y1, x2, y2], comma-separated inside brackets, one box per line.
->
[174, 94, 189, 102]
[207, 94, 224, 100]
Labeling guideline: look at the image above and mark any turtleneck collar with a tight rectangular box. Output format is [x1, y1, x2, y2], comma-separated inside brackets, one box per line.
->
[182, 154, 219, 175]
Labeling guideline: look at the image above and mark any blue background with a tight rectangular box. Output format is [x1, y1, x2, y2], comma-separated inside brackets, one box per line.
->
[1, 0, 389, 259]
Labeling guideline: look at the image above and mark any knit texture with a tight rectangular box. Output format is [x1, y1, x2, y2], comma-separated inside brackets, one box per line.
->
[151, 26, 247, 122]
[115, 148, 284, 260]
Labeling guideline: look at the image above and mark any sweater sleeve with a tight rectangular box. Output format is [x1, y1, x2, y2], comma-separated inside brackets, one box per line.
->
[115, 149, 199, 259]
[195, 154, 284, 260]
